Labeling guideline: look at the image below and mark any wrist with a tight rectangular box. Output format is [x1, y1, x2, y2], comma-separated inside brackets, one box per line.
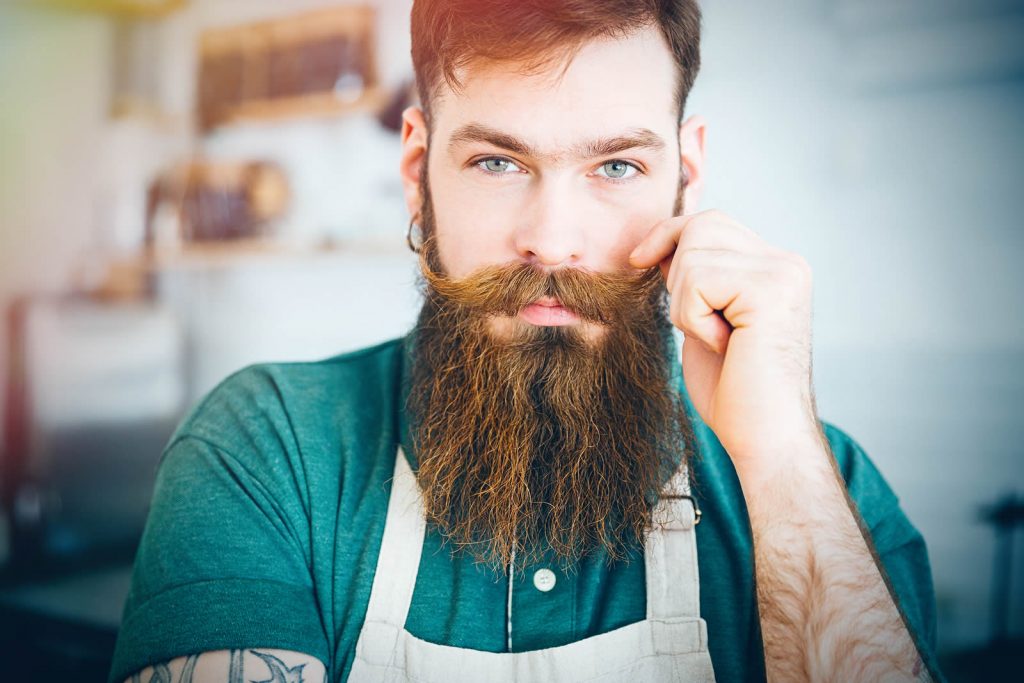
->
[730, 424, 833, 501]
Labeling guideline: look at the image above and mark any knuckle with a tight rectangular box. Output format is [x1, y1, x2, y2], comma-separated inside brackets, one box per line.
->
[676, 248, 700, 270]
[779, 251, 812, 284]
[679, 263, 702, 291]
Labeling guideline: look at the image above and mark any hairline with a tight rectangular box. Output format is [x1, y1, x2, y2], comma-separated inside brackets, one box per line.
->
[419, 27, 688, 136]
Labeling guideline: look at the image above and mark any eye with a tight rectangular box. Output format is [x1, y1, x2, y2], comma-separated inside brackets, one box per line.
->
[595, 160, 640, 181]
[475, 157, 524, 175]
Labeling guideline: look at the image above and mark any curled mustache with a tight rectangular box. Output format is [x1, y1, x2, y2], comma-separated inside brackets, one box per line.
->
[417, 233, 664, 325]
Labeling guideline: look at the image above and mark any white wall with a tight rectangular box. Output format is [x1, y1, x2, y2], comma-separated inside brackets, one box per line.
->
[0, 5, 116, 475]
[688, 0, 1024, 650]
[0, 8, 114, 300]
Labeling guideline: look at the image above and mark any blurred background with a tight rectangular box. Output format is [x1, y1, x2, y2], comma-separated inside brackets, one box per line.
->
[0, 0, 1021, 680]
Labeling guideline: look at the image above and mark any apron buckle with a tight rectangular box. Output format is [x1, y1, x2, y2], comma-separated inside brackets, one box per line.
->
[659, 493, 702, 525]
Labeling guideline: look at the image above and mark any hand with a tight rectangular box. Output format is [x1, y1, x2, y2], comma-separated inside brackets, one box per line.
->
[629, 209, 818, 472]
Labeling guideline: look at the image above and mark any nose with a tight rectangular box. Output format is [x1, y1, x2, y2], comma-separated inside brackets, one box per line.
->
[512, 178, 585, 268]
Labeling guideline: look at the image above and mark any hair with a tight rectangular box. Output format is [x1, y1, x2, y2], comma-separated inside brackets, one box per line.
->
[410, 0, 703, 130]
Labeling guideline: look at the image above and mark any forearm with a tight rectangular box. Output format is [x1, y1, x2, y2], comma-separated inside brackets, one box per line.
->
[736, 428, 931, 682]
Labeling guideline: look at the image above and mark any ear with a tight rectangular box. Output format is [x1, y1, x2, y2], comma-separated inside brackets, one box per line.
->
[399, 105, 429, 220]
[678, 114, 707, 214]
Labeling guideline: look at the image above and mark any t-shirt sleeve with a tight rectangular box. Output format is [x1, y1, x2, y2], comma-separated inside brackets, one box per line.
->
[821, 420, 948, 683]
[108, 368, 330, 683]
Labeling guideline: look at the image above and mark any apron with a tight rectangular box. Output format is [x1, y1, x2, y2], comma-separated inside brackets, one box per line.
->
[348, 445, 717, 682]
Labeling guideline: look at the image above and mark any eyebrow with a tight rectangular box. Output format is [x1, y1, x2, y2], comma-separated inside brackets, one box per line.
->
[447, 123, 667, 163]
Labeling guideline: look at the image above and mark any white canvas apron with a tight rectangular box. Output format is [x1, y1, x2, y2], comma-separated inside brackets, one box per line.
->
[348, 445, 717, 682]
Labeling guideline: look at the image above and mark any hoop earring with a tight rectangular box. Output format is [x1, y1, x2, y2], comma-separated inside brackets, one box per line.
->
[406, 216, 423, 254]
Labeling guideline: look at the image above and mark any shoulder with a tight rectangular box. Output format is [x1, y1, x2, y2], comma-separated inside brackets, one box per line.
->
[164, 336, 408, 461]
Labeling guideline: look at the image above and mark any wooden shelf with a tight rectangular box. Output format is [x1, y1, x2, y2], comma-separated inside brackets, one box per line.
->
[84, 237, 411, 301]
[197, 5, 381, 131]
[210, 87, 389, 128]
[141, 238, 330, 270]
[144, 236, 407, 269]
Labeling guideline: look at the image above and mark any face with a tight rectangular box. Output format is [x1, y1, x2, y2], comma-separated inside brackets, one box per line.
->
[399, 25, 707, 571]
[401, 24, 707, 343]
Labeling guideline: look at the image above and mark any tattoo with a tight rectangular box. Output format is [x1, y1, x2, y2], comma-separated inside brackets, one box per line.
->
[178, 654, 200, 683]
[129, 648, 319, 683]
[228, 649, 244, 683]
[251, 650, 307, 683]
[149, 663, 172, 683]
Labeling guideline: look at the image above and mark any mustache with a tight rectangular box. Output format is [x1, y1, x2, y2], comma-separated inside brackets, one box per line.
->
[417, 234, 664, 325]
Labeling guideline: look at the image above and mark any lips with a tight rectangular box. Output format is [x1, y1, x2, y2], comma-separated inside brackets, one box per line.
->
[519, 297, 580, 326]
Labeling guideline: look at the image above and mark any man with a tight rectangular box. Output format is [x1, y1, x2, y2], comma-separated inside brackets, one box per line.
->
[110, 1, 946, 682]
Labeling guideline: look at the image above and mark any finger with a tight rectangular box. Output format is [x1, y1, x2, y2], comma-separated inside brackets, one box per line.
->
[666, 248, 771, 312]
[628, 215, 687, 269]
[629, 210, 758, 270]
[667, 248, 732, 309]
[669, 264, 737, 354]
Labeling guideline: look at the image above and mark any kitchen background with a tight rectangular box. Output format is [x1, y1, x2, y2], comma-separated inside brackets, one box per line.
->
[0, 0, 1022, 680]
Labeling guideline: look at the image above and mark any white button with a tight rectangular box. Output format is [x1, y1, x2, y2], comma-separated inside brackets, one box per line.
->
[533, 568, 556, 592]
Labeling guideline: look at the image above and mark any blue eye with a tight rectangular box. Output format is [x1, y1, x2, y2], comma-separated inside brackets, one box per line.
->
[476, 157, 522, 174]
[597, 160, 639, 181]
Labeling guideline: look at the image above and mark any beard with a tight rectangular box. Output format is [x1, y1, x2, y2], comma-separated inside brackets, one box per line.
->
[406, 165, 697, 573]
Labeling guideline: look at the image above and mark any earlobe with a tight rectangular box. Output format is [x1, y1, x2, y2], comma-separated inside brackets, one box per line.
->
[399, 106, 429, 218]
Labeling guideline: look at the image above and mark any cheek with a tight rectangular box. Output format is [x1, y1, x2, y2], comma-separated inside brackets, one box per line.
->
[428, 170, 521, 277]
[601, 188, 678, 267]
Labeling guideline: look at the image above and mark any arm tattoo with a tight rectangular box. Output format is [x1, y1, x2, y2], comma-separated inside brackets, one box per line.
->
[179, 655, 199, 683]
[128, 648, 320, 683]
[228, 649, 243, 683]
[250, 650, 307, 683]
[150, 663, 172, 683]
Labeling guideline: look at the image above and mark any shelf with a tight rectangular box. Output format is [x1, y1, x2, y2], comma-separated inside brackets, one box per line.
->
[206, 87, 390, 129]
[82, 237, 411, 302]
[145, 237, 409, 269]
[197, 4, 381, 131]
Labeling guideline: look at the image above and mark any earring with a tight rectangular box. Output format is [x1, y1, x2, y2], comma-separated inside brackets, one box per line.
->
[406, 216, 423, 254]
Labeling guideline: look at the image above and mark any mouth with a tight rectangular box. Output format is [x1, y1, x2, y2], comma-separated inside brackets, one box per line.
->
[518, 296, 581, 326]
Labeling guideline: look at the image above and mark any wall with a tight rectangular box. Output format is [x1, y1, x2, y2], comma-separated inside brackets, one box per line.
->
[687, 0, 1024, 649]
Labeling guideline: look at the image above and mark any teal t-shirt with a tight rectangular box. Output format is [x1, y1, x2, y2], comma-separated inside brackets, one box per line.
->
[108, 332, 945, 683]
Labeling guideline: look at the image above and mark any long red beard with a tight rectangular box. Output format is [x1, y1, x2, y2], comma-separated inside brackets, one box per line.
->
[406, 229, 698, 573]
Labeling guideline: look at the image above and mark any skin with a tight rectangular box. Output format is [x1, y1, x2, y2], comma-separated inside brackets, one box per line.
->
[399, 23, 934, 683]
[123, 649, 325, 683]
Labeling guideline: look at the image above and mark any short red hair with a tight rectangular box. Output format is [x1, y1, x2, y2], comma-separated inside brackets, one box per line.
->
[410, 0, 702, 130]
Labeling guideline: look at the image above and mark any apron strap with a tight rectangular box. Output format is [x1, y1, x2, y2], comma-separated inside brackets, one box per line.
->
[645, 457, 702, 621]
[362, 444, 426, 629]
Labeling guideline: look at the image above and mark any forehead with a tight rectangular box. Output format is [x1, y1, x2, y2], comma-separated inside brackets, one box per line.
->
[429, 24, 679, 154]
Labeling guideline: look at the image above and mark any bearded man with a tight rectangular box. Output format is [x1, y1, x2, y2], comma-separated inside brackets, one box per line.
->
[110, 2, 945, 682]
